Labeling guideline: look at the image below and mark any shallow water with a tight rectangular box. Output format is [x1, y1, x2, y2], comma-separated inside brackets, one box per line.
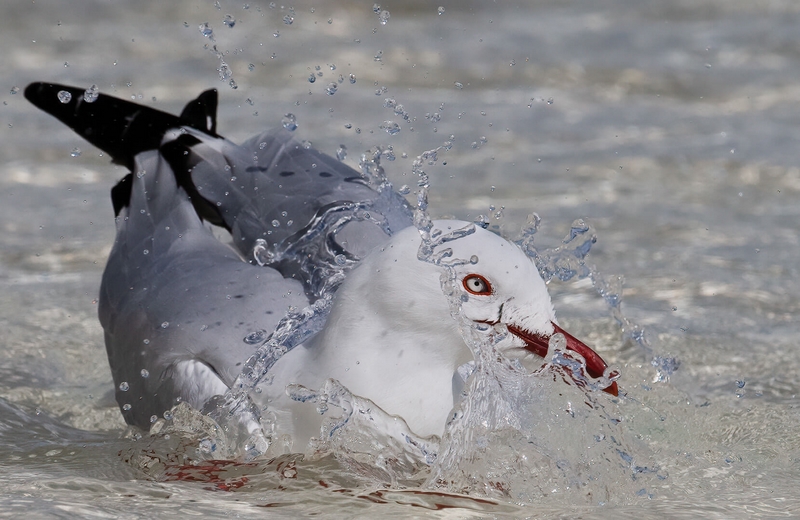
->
[2, 0, 800, 517]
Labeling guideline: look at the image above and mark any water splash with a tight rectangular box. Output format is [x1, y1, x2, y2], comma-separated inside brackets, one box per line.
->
[198, 141, 411, 460]
[286, 379, 437, 484]
[516, 214, 679, 378]
[408, 207, 662, 504]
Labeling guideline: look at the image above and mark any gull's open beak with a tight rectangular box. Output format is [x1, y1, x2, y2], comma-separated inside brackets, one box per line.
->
[506, 321, 619, 396]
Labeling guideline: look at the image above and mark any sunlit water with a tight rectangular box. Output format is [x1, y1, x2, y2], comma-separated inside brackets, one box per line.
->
[2, 0, 800, 517]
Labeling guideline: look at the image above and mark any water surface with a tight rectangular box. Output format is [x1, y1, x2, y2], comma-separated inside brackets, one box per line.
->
[2, 0, 799, 517]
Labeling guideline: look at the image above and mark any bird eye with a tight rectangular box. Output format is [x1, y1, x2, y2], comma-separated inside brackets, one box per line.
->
[463, 274, 492, 295]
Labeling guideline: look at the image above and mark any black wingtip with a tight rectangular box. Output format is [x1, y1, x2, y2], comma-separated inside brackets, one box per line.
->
[179, 89, 218, 134]
[25, 82, 185, 171]
[24, 82, 220, 172]
[26, 82, 224, 219]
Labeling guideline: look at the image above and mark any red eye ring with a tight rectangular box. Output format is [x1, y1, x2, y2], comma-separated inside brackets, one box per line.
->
[463, 274, 492, 295]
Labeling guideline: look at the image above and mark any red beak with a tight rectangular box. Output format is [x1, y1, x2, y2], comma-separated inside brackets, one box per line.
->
[506, 321, 619, 396]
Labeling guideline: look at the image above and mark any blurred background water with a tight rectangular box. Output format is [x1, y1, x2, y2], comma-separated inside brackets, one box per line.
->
[1, 0, 799, 517]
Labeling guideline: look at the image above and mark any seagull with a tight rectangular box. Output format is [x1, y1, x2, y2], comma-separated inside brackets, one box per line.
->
[25, 83, 617, 446]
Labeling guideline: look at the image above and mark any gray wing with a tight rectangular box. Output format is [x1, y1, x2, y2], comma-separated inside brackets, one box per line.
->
[175, 127, 414, 297]
[98, 150, 307, 429]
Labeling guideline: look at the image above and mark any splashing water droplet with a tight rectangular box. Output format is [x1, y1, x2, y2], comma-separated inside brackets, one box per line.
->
[70, 147, 81, 157]
[199, 22, 214, 40]
[163, 410, 173, 420]
[161, 321, 169, 329]
[325, 82, 338, 95]
[122, 403, 131, 411]
[281, 113, 297, 131]
[119, 382, 129, 392]
[349, 73, 356, 84]
[336, 145, 347, 161]
[378, 10, 390, 24]
[454, 82, 463, 90]
[83, 84, 99, 103]
[223, 14, 235, 27]
[272, 220, 280, 228]
[140, 369, 150, 378]
[308, 73, 316, 83]
[380, 121, 401, 135]
[283, 14, 294, 25]
[438, 6, 445, 14]
[10, 86, 19, 95]
[57, 90, 72, 103]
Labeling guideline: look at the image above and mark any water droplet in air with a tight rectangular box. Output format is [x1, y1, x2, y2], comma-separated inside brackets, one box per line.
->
[336, 144, 347, 161]
[119, 382, 129, 391]
[325, 82, 338, 95]
[378, 10, 390, 24]
[122, 403, 132, 411]
[308, 73, 316, 83]
[83, 84, 99, 103]
[469, 255, 479, 264]
[163, 410, 173, 420]
[282, 113, 297, 130]
[69, 147, 82, 157]
[438, 6, 445, 15]
[271, 219, 280, 227]
[150, 415, 158, 423]
[335, 254, 347, 266]
[57, 90, 72, 103]
[398, 184, 410, 195]
[248, 63, 255, 71]
[199, 22, 214, 39]
[349, 73, 356, 84]
[161, 321, 169, 328]
[10, 86, 19, 95]
[380, 121, 401, 135]
[454, 82, 463, 90]
[223, 14, 235, 28]
[283, 15, 294, 25]
[143, 339, 150, 344]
